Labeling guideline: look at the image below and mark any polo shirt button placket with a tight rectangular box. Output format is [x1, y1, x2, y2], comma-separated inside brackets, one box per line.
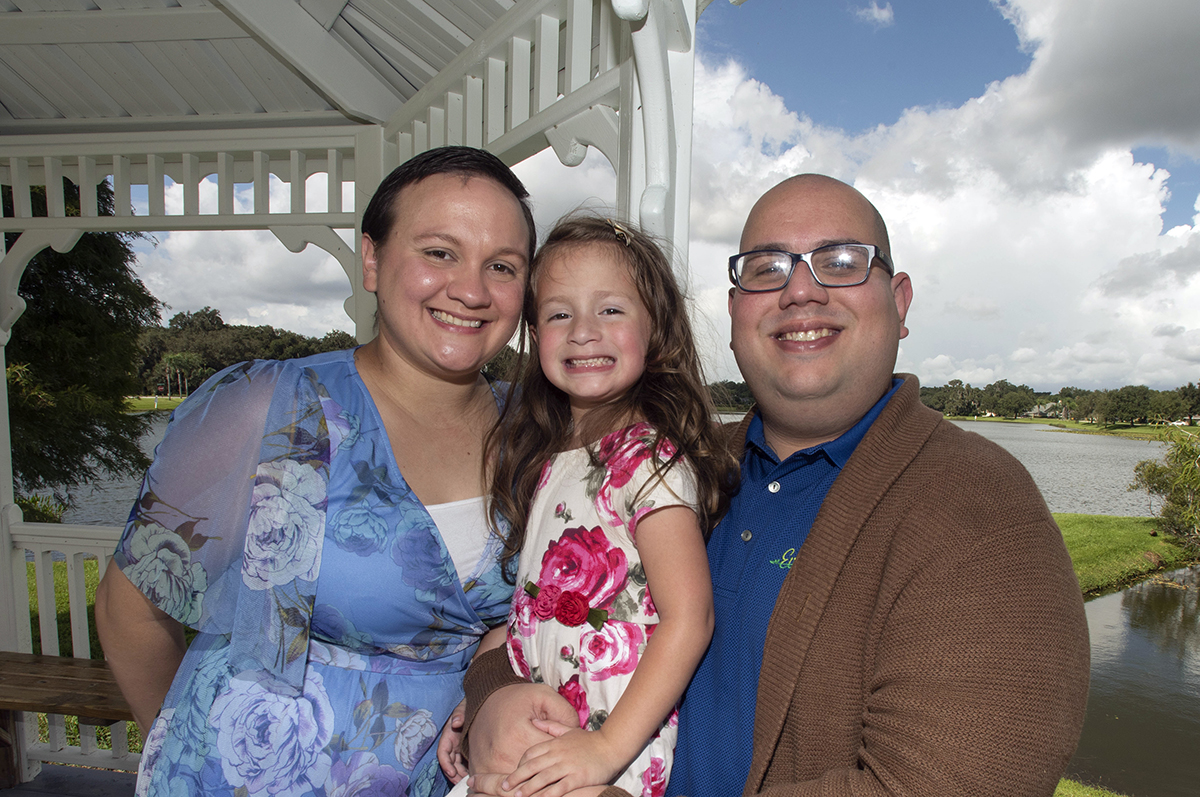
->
[768, 481, 780, 493]
[741, 529, 752, 542]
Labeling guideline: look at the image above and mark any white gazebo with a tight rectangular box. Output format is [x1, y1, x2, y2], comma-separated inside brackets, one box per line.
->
[0, 0, 727, 781]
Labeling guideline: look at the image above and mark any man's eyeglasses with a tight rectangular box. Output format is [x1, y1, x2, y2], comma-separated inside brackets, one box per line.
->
[728, 244, 893, 292]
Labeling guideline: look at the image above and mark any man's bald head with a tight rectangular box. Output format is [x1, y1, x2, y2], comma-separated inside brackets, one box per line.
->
[745, 174, 891, 264]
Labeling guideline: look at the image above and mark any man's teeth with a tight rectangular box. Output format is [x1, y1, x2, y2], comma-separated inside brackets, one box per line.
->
[432, 310, 482, 328]
[568, 357, 614, 368]
[779, 329, 835, 342]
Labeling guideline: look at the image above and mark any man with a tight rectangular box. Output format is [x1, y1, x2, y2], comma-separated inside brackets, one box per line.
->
[459, 175, 1090, 797]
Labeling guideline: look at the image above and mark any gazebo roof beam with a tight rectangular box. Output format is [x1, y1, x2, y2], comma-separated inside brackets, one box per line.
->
[0, 9, 249, 46]
[217, 0, 401, 125]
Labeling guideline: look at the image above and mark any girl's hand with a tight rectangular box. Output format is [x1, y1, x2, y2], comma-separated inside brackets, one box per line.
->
[437, 699, 469, 783]
[501, 729, 623, 797]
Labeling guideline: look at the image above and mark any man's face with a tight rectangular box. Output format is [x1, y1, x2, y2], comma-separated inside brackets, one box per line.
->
[729, 177, 912, 448]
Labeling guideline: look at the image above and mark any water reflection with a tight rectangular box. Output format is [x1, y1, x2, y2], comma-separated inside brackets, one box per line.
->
[1066, 565, 1200, 797]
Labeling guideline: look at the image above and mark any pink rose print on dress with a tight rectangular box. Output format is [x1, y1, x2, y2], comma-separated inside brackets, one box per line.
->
[537, 459, 553, 491]
[641, 757, 667, 797]
[558, 675, 590, 729]
[579, 620, 643, 681]
[532, 584, 561, 620]
[594, 425, 656, 527]
[537, 526, 628, 610]
[509, 586, 538, 637]
[508, 636, 531, 679]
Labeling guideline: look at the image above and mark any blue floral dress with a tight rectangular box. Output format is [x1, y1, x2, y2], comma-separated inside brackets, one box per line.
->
[113, 349, 513, 797]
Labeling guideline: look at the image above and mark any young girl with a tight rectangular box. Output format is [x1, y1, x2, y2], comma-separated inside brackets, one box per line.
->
[471, 215, 739, 797]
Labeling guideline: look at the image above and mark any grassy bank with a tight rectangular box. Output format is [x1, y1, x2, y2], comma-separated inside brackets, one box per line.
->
[1054, 513, 1197, 593]
[949, 415, 1172, 442]
[126, 395, 183, 412]
[1055, 779, 1129, 797]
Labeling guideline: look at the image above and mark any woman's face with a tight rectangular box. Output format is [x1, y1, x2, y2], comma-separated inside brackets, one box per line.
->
[362, 173, 530, 380]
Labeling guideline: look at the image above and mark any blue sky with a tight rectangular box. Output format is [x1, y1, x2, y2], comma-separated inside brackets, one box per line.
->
[136, 0, 1200, 391]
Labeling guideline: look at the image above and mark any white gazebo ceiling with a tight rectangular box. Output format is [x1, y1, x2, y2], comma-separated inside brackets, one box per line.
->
[0, 0, 517, 135]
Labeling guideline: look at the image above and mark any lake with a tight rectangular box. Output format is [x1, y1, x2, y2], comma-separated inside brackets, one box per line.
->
[948, 419, 1166, 517]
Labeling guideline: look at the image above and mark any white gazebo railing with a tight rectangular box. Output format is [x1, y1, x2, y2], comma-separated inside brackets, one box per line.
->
[0, 506, 135, 779]
[0, 0, 705, 783]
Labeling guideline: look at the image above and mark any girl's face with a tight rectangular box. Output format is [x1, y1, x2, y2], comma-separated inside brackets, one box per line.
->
[532, 244, 652, 427]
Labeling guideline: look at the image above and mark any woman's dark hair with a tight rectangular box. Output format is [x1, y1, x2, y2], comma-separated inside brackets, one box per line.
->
[486, 214, 740, 580]
[361, 146, 537, 262]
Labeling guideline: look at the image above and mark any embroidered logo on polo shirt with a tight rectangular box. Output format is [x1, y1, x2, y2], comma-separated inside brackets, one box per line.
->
[768, 547, 796, 570]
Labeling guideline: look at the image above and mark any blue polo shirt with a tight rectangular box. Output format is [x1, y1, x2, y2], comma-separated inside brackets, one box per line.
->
[667, 380, 901, 797]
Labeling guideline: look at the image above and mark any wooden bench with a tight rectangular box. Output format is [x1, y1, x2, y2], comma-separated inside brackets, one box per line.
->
[0, 651, 133, 789]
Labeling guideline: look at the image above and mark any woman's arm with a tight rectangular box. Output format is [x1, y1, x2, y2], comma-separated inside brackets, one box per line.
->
[95, 566, 188, 735]
[500, 505, 714, 797]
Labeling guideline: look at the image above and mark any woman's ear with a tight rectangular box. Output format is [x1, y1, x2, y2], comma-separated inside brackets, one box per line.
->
[362, 234, 379, 292]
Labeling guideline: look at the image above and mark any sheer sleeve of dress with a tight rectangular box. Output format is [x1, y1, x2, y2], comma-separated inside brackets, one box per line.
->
[112, 359, 330, 688]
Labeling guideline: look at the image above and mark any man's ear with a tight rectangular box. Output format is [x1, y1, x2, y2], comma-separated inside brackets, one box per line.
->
[891, 272, 913, 340]
[362, 234, 379, 292]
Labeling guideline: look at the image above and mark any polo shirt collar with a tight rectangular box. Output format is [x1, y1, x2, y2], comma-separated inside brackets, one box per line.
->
[744, 377, 904, 469]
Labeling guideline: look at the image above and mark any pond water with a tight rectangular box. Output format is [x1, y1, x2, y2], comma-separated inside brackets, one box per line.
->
[948, 420, 1166, 517]
[1066, 564, 1200, 797]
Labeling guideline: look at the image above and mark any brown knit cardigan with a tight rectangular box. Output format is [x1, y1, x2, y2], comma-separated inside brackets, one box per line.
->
[464, 375, 1090, 796]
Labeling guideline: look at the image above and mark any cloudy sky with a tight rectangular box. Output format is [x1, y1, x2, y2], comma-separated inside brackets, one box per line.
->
[134, 0, 1200, 392]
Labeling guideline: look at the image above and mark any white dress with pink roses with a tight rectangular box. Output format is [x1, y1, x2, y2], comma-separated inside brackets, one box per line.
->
[506, 422, 698, 797]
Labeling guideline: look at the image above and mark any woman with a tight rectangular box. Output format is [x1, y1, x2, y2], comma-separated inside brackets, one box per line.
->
[95, 146, 536, 797]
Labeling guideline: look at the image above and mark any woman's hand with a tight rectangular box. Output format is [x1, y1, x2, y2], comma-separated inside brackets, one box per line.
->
[438, 698, 469, 783]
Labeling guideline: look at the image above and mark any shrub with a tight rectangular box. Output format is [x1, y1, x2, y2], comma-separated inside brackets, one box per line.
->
[1130, 427, 1200, 545]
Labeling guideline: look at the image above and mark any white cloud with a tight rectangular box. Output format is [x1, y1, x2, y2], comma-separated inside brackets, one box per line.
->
[854, 3, 895, 29]
[677, 0, 1200, 390]
[130, 0, 1200, 391]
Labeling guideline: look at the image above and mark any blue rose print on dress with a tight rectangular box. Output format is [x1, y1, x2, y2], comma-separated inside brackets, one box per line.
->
[209, 669, 334, 797]
[392, 504, 457, 604]
[393, 709, 437, 770]
[329, 505, 389, 556]
[312, 604, 374, 651]
[124, 523, 207, 625]
[114, 353, 516, 797]
[244, 459, 326, 590]
[135, 708, 174, 797]
[326, 750, 407, 797]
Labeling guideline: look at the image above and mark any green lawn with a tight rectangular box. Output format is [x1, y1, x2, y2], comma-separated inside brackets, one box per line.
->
[125, 395, 183, 412]
[1054, 513, 1196, 593]
[1055, 779, 1129, 797]
[949, 415, 1174, 442]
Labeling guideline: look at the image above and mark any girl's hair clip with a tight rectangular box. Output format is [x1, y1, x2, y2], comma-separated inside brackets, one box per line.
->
[606, 218, 632, 247]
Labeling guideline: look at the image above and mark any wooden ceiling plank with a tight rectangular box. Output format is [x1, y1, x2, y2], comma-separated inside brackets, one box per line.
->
[328, 16, 420, 99]
[419, 0, 495, 35]
[0, 56, 58, 119]
[339, 6, 439, 85]
[219, 0, 399, 124]
[134, 41, 211, 115]
[3, 44, 110, 119]
[353, 1, 465, 64]
[0, 7, 250, 46]
[174, 40, 262, 115]
[233, 39, 334, 113]
[61, 43, 155, 118]
[211, 39, 287, 115]
[113, 41, 196, 115]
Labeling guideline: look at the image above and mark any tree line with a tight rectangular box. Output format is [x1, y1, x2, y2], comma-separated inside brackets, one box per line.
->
[918, 379, 1200, 425]
[138, 307, 356, 397]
